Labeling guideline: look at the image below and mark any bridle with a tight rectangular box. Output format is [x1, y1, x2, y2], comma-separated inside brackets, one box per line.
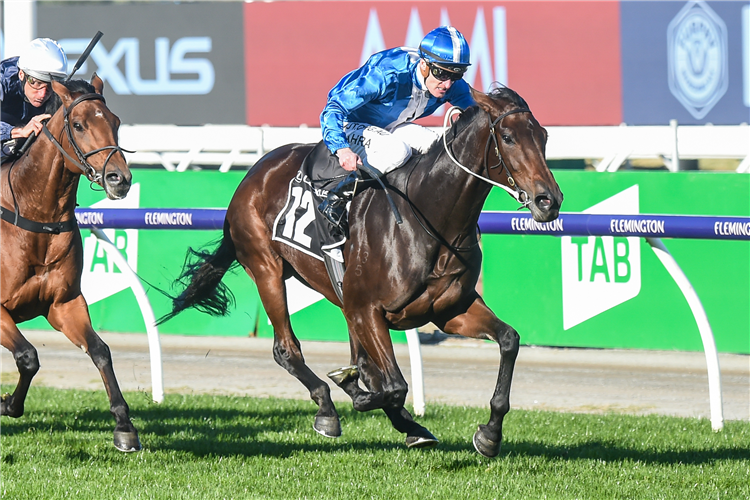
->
[442, 106, 533, 209]
[1, 91, 132, 234]
[403, 104, 535, 253]
[40, 92, 133, 186]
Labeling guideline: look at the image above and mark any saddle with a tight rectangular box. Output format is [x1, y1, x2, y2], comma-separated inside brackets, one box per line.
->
[271, 142, 367, 302]
[272, 141, 407, 302]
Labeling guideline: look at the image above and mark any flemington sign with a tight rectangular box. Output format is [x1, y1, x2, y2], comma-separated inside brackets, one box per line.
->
[51, 171, 749, 355]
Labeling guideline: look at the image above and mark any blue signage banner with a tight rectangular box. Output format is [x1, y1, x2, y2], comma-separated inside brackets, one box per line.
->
[621, 1, 750, 125]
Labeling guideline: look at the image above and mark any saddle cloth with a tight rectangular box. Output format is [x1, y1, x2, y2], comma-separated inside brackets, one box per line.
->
[271, 141, 349, 263]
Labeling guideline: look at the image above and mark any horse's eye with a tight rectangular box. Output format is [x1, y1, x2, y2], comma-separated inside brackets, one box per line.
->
[73, 122, 84, 132]
[501, 134, 513, 144]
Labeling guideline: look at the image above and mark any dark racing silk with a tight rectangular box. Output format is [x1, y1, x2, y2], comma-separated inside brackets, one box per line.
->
[0, 56, 50, 143]
[320, 47, 475, 154]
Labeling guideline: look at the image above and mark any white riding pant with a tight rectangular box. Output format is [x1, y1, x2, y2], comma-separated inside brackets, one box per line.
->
[343, 122, 440, 175]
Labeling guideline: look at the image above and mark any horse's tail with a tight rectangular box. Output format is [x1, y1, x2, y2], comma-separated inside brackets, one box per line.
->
[156, 229, 238, 325]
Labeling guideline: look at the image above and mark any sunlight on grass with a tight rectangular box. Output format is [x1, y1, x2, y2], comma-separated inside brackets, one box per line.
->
[1, 386, 748, 500]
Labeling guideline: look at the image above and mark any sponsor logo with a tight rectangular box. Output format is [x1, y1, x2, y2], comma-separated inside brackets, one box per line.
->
[81, 184, 140, 305]
[144, 211, 194, 226]
[610, 218, 665, 235]
[510, 217, 564, 232]
[715, 221, 750, 237]
[360, 6, 508, 93]
[75, 211, 104, 226]
[60, 37, 215, 96]
[561, 185, 641, 330]
[667, 1, 728, 119]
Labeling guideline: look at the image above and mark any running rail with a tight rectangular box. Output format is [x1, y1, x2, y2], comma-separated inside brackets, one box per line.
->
[76, 209, 750, 428]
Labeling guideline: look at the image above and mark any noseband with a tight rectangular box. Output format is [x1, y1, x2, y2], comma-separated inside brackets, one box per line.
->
[443, 106, 532, 209]
[40, 92, 133, 186]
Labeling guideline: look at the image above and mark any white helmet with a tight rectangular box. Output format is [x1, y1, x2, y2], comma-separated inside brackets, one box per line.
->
[18, 38, 68, 82]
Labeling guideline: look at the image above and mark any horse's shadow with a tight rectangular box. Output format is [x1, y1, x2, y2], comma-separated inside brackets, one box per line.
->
[3, 394, 747, 464]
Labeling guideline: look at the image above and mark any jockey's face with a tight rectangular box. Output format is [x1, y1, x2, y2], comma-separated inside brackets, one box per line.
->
[19, 70, 52, 108]
[419, 60, 464, 99]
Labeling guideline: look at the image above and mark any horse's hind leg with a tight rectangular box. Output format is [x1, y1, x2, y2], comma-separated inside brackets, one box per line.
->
[237, 244, 341, 437]
[439, 294, 519, 458]
[47, 296, 141, 452]
[1, 306, 40, 418]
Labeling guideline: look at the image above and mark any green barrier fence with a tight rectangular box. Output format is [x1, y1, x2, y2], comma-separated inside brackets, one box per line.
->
[22, 170, 749, 354]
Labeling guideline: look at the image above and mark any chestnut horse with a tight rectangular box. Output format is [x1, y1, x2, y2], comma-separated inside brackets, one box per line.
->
[163, 86, 562, 457]
[0, 76, 140, 452]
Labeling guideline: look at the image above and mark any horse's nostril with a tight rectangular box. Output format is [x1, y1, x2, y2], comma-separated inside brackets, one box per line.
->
[536, 195, 552, 211]
[106, 172, 122, 184]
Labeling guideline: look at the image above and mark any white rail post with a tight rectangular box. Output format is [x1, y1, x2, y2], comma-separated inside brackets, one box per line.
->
[405, 328, 425, 416]
[91, 228, 165, 404]
[669, 119, 680, 172]
[647, 237, 723, 430]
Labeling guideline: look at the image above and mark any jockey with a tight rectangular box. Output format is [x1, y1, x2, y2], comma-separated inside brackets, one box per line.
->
[318, 26, 476, 227]
[1, 38, 68, 159]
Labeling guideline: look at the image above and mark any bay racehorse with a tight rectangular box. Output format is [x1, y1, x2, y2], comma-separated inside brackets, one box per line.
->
[0, 75, 140, 452]
[162, 86, 562, 457]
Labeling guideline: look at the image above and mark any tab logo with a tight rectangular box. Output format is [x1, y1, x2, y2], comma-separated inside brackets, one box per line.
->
[80, 184, 140, 304]
[561, 185, 641, 329]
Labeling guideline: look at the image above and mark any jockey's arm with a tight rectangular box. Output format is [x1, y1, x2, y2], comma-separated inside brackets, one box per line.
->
[320, 65, 385, 156]
[9, 114, 50, 139]
[334, 147, 362, 172]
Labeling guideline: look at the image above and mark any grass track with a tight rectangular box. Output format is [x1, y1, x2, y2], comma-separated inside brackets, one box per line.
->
[1, 386, 748, 500]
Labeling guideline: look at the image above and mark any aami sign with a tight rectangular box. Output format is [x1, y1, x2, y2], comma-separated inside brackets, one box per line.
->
[244, 1, 622, 127]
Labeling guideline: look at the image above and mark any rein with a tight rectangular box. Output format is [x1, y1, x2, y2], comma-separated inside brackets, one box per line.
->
[404, 104, 534, 252]
[1, 92, 131, 234]
[42, 93, 133, 185]
[405, 158, 481, 253]
[442, 106, 532, 209]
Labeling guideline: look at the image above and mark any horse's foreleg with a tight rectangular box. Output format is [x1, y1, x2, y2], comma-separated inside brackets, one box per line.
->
[343, 310, 438, 448]
[0, 306, 40, 418]
[440, 294, 519, 458]
[250, 262, 341, 438]
[47, 296, 141, 452]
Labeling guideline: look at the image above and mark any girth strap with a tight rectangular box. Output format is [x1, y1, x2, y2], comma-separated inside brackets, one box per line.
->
[0, 205, 76, 234]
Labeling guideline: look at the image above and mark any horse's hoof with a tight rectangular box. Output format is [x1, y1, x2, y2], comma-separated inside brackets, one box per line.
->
[113, 430, 142, 452]
[313, 415, 341, 438]
[472, 425, 501, 458]
[327, 365, 359, 386]
[406, 428, 439, 449]
[406, 435, 439, 449]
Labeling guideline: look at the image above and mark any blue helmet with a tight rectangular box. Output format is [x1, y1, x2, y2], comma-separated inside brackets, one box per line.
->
[419, 26, 471, 70]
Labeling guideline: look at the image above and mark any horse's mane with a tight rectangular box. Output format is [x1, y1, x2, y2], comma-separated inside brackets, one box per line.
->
[419, 84, 529, 160]
[44, 79, 97, 115]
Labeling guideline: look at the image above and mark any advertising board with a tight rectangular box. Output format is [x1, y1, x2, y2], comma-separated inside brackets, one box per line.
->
[244, 1, 622, 127]
[621, 1, 750, 125]
[36, 2, 246, 125]
[25, 1, 750, 125]
[20, 171, 749, 354]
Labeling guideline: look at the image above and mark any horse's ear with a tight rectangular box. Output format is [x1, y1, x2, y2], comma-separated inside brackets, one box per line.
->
[470, 86, 494, 113]
[50, 80, 73, 106]
[91, 73, 104, 94]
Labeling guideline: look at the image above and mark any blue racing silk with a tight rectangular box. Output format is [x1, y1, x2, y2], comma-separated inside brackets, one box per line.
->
[0, 57, 47, 142]
[320, 47, 476, 154]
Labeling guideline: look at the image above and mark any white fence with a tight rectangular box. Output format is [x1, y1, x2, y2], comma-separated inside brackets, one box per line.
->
[118, 123, 750, 173]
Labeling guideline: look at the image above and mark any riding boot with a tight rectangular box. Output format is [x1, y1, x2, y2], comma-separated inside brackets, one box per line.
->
[318, 172, 358, 227]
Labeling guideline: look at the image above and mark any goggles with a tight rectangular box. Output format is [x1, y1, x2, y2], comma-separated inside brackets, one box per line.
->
[24, 75, 51, 91]
[428, 63, 466, 82]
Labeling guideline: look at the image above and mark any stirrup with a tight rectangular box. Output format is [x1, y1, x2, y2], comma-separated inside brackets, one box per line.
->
[318, 196, 347, 226]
